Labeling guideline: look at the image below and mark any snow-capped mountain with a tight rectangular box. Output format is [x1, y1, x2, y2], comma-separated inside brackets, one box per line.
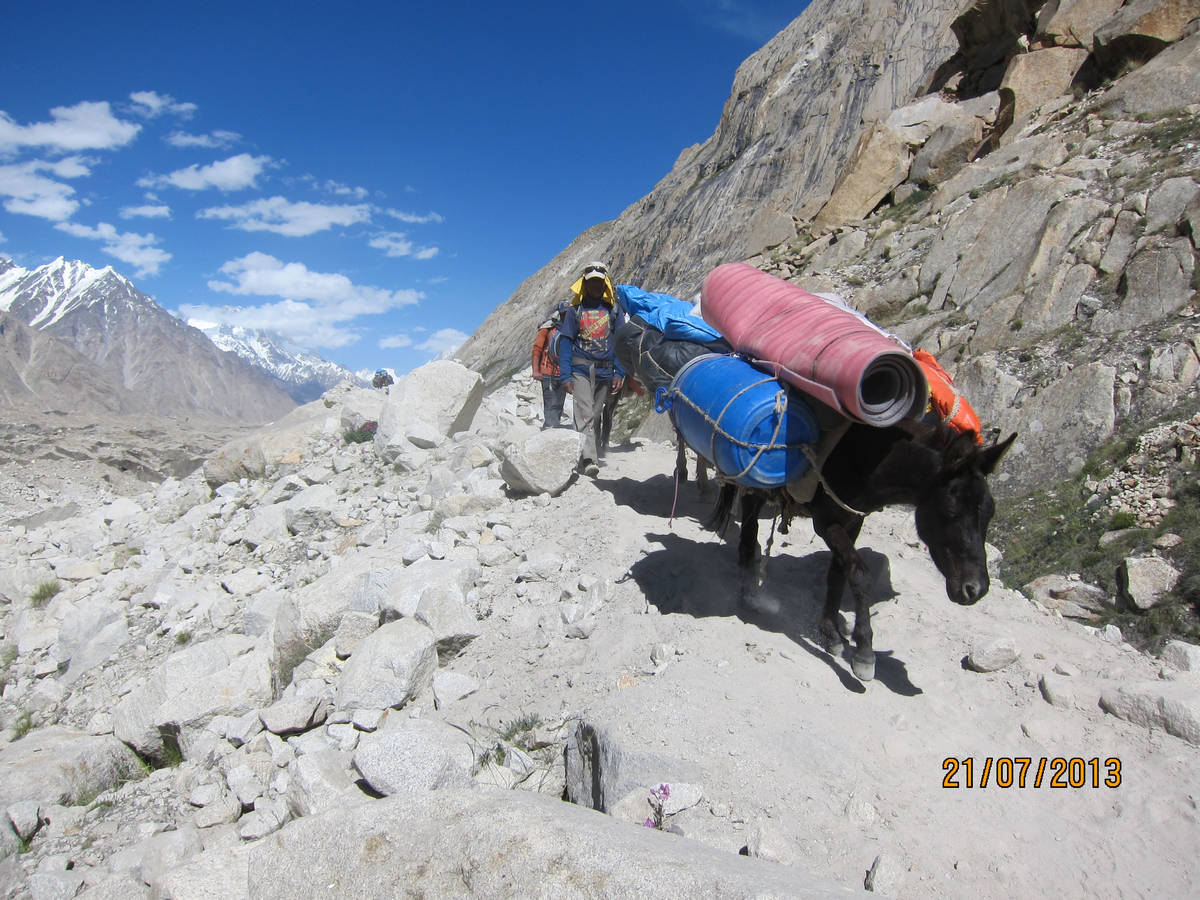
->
[188, 322, 366, 404]
[0, 256, 295, 422]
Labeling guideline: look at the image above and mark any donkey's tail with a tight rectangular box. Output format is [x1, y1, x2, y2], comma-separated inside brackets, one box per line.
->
[705, 482, 740, 534]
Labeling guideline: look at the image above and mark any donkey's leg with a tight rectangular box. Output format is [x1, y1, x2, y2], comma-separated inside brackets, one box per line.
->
[674, 429, 689, 482]
[815, 516, 875, 680]
[737, 492, 765, 610]
[695, 454, 711, 498]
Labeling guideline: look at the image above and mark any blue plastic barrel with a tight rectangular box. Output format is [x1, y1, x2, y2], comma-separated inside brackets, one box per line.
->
[665, 354, 819, 489]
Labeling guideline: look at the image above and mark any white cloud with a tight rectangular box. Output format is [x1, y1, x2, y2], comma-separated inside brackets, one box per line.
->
[324, 180, 369, 199]
[120, 203, 171, 219]
[209, 252, 421, 314]
[198, 196, 370, 236]
[0, 101, 140, 153]
[129, 91, 198, 119]
[138, 153, 273, 191]
[0, 157, 93, 221]
[192, 253, 422, 348]
[179, 298, 363, 348]
[379, 334, 413, 349]
[383, 208, 444, 224]
[165, 129, 240, 149]
[416, 328, 468, 360]
[369, 231, 439, 259]
[54, 221, 171, 277]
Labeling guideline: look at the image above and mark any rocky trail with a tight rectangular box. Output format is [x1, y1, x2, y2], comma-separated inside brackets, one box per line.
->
[0, 366, 1197, 898]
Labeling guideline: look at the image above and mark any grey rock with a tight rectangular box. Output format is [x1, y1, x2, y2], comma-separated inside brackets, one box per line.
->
[333, 618, 437, 712]
[241, 504, 289, 549]
[498, 427, 580, 496]
[1161, 640, 1200, 672]
[283, 483, 339, 536]
[865, 852, 907, 894]
[432, 671, 478, 710]
[112, 635, 273, 759]
[259, 695, 326, 736]
[374, 360, 483, 460]
[1145, 176, 1200, 235]
[7, 799, 43, 841]
[351, 718, 475, 796]
[413, 585, 480, 662]
[380, 558, 480, 620]
[1117, 556, 1182, 610]
[224, 710, 264, 748]
[743, 818, 800, 866]
[0, 727, 143, 809]
[1097, 31, 1200, 119]
[1038, 0, 1125, 47]
[238, 797, 289, 840]
[1023, 574, 1110, 620]
[154, 842, 254, 899]
[966, 637, 1021, 672]
[137, 825, 204, 894]
[27, 869, 85, 900]
[1101, 681, 1200, 745]
[192, 785, 241, 829]
[910, 115, 983, 186]
[565, 718, 700, 814]
[286, 749, 358, 817]
[333, 610, 379, 659]
[203, 437, 267, 488]
[1093, 239, 1197, 333]
[1039, 672, 1078, 709]
[241, 790, 852, 899]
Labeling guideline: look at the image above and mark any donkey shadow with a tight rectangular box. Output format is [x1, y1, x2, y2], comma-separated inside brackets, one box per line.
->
[626, 531, 922, 696]
[602, 473, 714, 521]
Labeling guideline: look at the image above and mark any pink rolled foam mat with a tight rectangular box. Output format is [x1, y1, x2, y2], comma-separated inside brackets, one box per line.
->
[700, 262, 928, 427]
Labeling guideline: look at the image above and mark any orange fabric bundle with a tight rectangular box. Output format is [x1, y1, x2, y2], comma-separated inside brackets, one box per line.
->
[913, 349, 982, 443]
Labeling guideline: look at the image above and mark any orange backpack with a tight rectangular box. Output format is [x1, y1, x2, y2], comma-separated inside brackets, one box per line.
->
[913, 349, 983, 443]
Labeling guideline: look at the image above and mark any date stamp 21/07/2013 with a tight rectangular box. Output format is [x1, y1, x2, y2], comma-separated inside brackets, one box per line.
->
[942, 757, 1122, 789]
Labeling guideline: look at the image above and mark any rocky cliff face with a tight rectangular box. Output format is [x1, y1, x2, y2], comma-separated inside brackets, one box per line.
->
[456, 0, 1199, 501]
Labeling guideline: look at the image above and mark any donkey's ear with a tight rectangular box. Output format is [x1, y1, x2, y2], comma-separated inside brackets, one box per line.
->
[980, 432, 1017, 475]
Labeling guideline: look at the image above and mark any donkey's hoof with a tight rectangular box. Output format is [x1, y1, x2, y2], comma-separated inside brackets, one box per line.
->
[851, 654, 876, 682]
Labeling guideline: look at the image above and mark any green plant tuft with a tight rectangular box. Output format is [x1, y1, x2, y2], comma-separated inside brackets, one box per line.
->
[344, 421, 379, 444]
[30, 580, 61, 608]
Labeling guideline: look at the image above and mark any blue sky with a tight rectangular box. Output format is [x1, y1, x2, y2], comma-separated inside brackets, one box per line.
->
[0, 1, 806, 375]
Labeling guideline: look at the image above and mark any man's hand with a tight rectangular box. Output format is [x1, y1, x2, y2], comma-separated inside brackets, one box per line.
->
[563, 380, 573, 394]
[612, 376, 624, 393]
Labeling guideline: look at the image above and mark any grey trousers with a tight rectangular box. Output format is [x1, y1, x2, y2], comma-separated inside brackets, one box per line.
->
[541, 377, 566, 428]
[571, 370, 612, 463]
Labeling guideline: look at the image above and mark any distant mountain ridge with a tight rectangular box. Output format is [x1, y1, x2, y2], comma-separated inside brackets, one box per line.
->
[188, 321, 366, 404]
[0, 256, 296, 423]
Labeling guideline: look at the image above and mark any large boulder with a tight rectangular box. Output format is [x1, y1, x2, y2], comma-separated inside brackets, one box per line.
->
[333, 618, 437, 713]
[498, 428, 580, 496]
[1117, 556, 1182, 610]
[999, 47, 1091, 128]
[1037, 0, 1126, 47]
[814, 122, 911, 227]
[1095, 30, 1200, 117]
[0, 727, 143, 808]
[374, 360, 483, 460]
[112, 635, 274, 760]
[235, 790, 854, 899]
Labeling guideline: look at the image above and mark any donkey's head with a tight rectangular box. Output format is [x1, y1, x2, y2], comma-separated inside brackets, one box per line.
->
[914, 431, 1016, 606]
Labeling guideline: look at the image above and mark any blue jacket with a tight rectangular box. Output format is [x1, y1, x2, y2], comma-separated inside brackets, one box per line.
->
[558, 298, 618, 383]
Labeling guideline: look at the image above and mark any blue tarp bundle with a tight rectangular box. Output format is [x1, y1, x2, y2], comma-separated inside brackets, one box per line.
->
[616, 284, 725, 344]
